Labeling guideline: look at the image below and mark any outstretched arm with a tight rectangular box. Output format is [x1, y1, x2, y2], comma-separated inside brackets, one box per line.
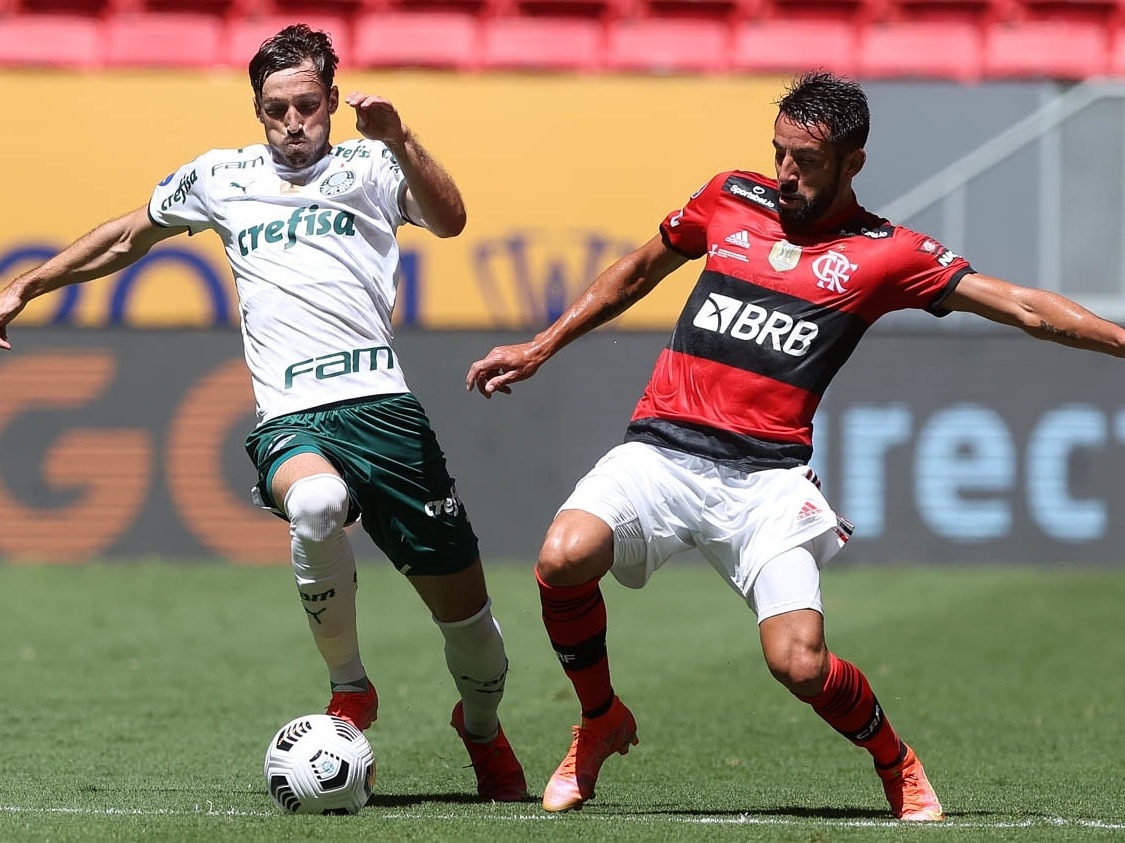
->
[0, 205, 185, 349]
[345, 91, 466, 238]
[944, 272, 1125, 356]
[466, 235, 688, 397]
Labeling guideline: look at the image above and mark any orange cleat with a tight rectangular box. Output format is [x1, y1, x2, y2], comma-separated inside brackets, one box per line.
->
[326, 681, 379, 731]
[451, 701, 529, 802]
[542, 696, 639, 812]
[877, 743, 944, 822]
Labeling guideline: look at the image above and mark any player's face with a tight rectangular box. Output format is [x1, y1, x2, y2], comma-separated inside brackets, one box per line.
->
[772, 115, 863, 230]
[256, 59, 339, 170]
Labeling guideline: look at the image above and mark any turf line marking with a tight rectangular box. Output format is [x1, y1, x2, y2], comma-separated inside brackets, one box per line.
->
[2, 805, 1122, 830]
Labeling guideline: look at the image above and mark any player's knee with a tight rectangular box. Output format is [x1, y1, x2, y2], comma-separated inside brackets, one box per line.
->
[765, 644, 829, 696]
[285, 473, 350, 546]
[536, 525, 611, 586]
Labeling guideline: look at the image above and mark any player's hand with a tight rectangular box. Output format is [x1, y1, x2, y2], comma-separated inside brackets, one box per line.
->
[0, 290, 26, 350]
[345, 92, 406, 145]
[465, 342, 544, 398]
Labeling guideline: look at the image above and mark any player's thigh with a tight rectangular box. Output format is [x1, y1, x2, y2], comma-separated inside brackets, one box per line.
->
[407, 557, 490, 623]
[554, 442, 697, 590]
[271, 452, 341, 511]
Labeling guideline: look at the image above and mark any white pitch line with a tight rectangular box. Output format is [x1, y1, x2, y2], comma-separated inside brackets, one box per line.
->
[1, 805, 1123, 830]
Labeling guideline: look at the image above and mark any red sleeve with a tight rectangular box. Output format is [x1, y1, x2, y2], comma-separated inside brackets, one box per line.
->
[658, 172, 730, 259]
[880, 228, 974, 316]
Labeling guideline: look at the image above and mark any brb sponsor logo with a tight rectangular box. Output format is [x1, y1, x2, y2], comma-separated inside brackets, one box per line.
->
[472, 230, 636, 326]
[692, 292, 818, 356]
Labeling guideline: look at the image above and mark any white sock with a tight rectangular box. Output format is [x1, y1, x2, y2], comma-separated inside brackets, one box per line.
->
[285, 473, 365, 687]
[434, 598, 508, 741]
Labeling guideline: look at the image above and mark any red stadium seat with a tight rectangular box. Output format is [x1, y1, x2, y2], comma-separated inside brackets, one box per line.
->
[12, 0, 124, 14]
[605, 17, 730, 73]
[480, 16, 603, 70]
[103, 13, 224, 67]
[761, 0, 881, 22]
[982, 18, 1110, 78]
[0, 13, 103, 68]
[858, 20, 984, 81]
[641, 0, 748, 22]
[352, 11, 481, 69]
[495, 0, 636, 20]
[730, 18, 858, 75]
[886, 0, 1016, 23]
[224, 15, 352, 68]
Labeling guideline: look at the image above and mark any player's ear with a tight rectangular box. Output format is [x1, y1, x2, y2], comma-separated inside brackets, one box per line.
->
[328, 86, 339, 115]
[253, 96, 264, 124]
[844, 148, 866, 179]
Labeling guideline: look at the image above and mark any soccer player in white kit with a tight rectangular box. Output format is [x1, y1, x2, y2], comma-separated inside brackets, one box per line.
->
[0, 24, 527, 802]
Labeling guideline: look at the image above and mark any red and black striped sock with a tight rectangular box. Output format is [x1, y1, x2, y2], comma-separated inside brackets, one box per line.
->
[536, 570, 614, 719]
[798, 652, 905, 768]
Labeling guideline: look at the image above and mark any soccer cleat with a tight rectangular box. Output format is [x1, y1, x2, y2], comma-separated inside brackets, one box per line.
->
[542, 696, 639, 812]
[451, 701, 530, 802]
[326, 681, 379, 731]
[876, 743, 944, 822]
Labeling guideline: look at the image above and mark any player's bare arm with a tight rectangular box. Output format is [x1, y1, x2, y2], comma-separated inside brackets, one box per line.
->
[345, 91, 466, 238]
[466, 236, 687, 397]
[0, 206, 185, 349]
[944, 271, 1125, 357]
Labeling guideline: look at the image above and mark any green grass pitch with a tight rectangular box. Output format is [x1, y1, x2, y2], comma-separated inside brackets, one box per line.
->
[1, 560, 1122, 841]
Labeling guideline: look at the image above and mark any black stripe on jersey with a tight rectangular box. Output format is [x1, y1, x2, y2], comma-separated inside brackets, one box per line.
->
[721, 174, 781, 215]
[673, 270, 870, 396]
[625, 418, 813, 470]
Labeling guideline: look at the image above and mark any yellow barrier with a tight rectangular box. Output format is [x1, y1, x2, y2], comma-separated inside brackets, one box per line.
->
[1, 70, 785, 329]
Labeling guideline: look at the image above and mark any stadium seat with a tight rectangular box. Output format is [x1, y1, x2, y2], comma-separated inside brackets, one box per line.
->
[495, 0, 635, 21]
[730, 18, 858, 75]
[352, 11, 481, 69]
[761, 0, 881, 22]
[480, 16, 603, 70]
[605, 17, 730, 73]
[386, 0, 501, 16]
[0, 13, 103, 69]
[11, 0, 124, 14]
[641, 0, 748, 23]
[982, 19, 1110, 78]
[103, 13, 225, 67]
[858, 20, 984, 81]
[224, 15, 352, 67]
[884, 0, 1013, 23]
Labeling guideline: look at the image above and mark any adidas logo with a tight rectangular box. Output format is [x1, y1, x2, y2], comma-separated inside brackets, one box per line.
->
[724, 230, 750, 248]
[796, 500, 821, 522]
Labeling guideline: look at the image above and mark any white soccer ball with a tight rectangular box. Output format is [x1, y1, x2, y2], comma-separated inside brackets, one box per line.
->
[264, 714, 376, 815]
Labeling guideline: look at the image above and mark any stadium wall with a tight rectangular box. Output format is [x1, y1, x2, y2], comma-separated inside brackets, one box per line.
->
[1, 328, 1122, 566]
[0, 70, 1059, 330]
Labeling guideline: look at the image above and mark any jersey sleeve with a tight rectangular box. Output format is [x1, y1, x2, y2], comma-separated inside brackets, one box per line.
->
[883, 228, 974, 316]
[659, 172, 729, 259]
[148, 157, 212, 234]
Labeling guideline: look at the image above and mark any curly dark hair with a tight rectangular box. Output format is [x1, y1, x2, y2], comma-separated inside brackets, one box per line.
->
[776, 70, 870, 152]
[249, 24, 339, 102]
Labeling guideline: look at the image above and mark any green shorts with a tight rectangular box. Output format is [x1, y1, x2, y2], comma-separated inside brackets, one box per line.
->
[244, 393, 480, 576]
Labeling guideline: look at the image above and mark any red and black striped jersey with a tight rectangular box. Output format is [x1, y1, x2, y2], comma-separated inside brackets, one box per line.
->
[624, 170, 974, 470]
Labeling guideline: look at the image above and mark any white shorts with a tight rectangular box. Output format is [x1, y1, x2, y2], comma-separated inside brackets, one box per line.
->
[557, 441, 852, 620]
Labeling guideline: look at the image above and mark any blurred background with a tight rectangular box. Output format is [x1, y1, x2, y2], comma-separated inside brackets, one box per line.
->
[1, 0, 1124, 566]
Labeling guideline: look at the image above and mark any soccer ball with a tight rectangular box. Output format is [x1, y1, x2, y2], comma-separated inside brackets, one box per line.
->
[264, 714, 376, 815]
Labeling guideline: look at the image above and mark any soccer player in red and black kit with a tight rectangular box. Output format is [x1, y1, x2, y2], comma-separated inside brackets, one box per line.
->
[466, 71, 1125, 820]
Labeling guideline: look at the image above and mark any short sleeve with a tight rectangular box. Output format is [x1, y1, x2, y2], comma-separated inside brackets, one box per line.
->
[659, 172, 729, 259]
[149, 158, 211, 234]
[884, 228, 974, 316]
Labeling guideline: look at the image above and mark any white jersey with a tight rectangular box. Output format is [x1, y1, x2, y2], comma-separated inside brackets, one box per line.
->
[149, 139, 411, 423]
